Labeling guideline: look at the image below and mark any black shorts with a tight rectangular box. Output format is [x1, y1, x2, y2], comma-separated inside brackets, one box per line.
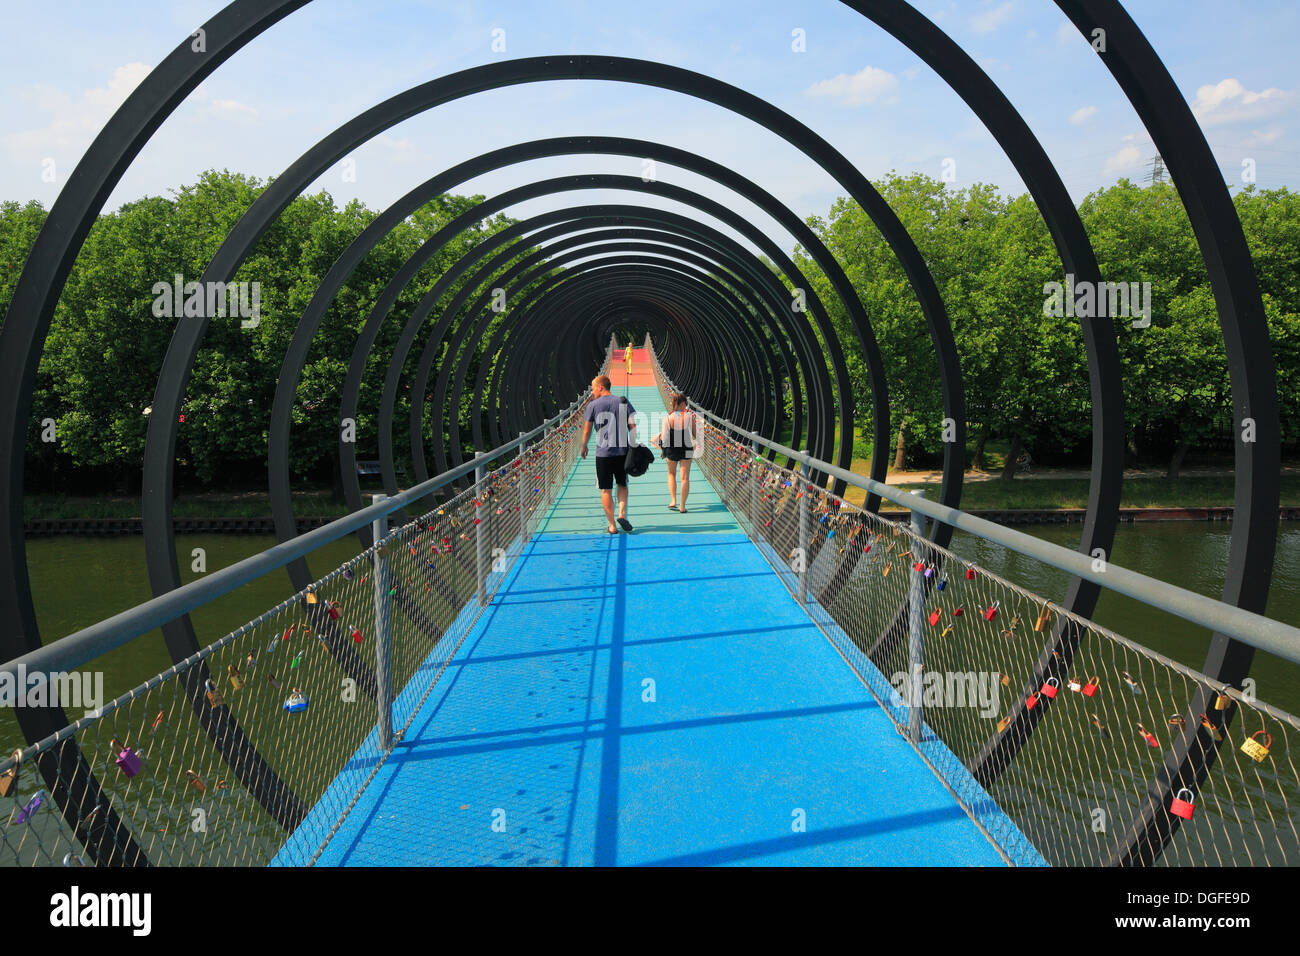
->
[595, 455, 628, 490]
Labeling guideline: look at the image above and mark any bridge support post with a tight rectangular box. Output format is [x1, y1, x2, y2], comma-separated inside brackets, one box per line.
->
[797, 464, 809, 604]
[908, 490, 927, 744]
[518, 431, 530, 546]
[475, 453, 487, 607]
[749, 439, 760, 540]
[371, 494, 394, 751]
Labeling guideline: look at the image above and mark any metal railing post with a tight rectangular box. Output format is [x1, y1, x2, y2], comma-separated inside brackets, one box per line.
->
[908, 490, 927, 744]
[371, 494, 393, 751]
[518, 431, 529, 545]
[474, 452, 487, 607]
[797, 465, 809, 604]
[749, 438, 760, 540]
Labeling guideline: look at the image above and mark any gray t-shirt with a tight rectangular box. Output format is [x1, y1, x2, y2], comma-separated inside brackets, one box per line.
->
[586, 394, 635, 458]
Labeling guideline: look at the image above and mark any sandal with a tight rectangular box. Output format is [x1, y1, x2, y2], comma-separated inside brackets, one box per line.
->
[617, 517, 633, 532]
[667, 504, 678, 511]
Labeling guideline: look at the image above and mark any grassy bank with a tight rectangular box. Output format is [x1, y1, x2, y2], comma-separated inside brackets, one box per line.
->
[25, 474, 1300, 520]
[25, 488, 352, 520]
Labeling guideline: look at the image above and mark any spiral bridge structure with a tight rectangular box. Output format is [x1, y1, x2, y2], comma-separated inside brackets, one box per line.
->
[0, 1, 1286, 867]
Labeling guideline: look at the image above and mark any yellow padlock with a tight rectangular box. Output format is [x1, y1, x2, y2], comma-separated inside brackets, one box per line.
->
[228, 664, 244, 691]
[1033, 604, 1051, 633]
[1240, 731, 1272, 763]
[1214, 692, 1232, 711]
[996, 714, 1014, 733]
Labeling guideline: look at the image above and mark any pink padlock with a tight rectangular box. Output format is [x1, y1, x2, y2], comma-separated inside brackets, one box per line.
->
[112, 739, 142, 778]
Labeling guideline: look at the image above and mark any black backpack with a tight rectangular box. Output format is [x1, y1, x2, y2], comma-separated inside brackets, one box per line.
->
[620, 396, 655, 477]
[625, 443, 655, 478]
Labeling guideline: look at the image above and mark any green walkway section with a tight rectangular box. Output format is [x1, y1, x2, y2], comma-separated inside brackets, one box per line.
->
[535, 387, 734, 536]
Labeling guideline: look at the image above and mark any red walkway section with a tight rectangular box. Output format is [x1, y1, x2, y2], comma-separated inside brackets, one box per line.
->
[609, 348, 656, 387]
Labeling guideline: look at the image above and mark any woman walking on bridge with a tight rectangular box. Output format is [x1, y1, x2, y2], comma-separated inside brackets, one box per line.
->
[656, 393, 697, 513]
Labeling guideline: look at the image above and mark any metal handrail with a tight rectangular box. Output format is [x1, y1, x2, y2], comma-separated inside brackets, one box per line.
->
[1, 395, 584, 692]
[650, 348, 1300, 666]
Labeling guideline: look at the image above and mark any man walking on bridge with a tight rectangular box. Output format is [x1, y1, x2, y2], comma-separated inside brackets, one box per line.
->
[581, 374, 636, 534]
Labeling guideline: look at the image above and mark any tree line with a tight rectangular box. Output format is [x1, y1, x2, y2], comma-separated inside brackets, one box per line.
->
[793, 175, 1300, 477]
[3, 170, 1297, 495]
[1, 170, 538, 495]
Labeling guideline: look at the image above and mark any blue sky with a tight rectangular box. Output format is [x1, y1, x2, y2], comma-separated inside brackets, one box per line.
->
[3, 1, 1298, 256]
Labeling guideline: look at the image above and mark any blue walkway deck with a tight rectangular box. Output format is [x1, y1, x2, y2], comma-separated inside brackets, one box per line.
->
[308, 387, 1012, 866]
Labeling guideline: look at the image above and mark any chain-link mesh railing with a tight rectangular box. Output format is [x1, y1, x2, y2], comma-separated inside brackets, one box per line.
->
[648, 344, 1300, 867]
[0, 399, 588, 867]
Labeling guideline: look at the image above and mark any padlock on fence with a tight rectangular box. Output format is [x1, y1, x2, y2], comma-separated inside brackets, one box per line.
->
[1214, 692, 1232, 711]
[1240, 731, 1272, 763]
[186, 770, 206, 793]
[1201, 712, 1222, 743]
[1169, 788, 1196, 820]
[965, 568, 977, 580]
[928, 610, 942, 627]
[0, 749, 21, 798]
[1068, 676, 1083, 693]
[1025, 691, 1040, 712]
[1033, 605, 1051, 633]
[997, 714, 1014, 733]
[1082, 676, 1100, 697]
[112, 739, 142, 778]
[351, 627, 364, 645]
[327, 602, 341, 621]
[1041, 677, 1059, 699]
[205, 679, 224, 710]
[1138, 724, 1160, 748]
[228, 664, 243, 691]
[983, 602, 999, 622]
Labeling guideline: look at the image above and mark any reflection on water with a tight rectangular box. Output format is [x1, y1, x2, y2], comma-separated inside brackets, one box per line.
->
[949, 522, 1300, 717]
[2, 533, 364, 758]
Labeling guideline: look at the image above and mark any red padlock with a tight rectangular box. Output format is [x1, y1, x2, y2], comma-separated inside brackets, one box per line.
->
[965, 568, 977, 580]
[928, 610, 942, 627]
[1138, 724, 1160, 748]
[351, 627, 364, 645]
[913, 561, 924, 572]
[1082, 676, 1100, 697]
[1169, 788, 1196, 820]
[952, 606, 964, 617]
[1041, 677, 1059, 699]
[327, 603, 341, 621]
[1026, 692, 1040, 711]
[983, 602, 1000, 622]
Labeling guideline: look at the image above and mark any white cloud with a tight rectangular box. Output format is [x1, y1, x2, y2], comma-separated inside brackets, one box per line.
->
[4, 63, 152, 157]
[805, 66, 899, 107]
[84, 63, 151, 111]
[1104, 145, 1143, 174]
[1070, 105, 1098, 126]
[1191, 78, 1295, 128]
[209, 98, 258, 118]
[971, 2, 1014, 35]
